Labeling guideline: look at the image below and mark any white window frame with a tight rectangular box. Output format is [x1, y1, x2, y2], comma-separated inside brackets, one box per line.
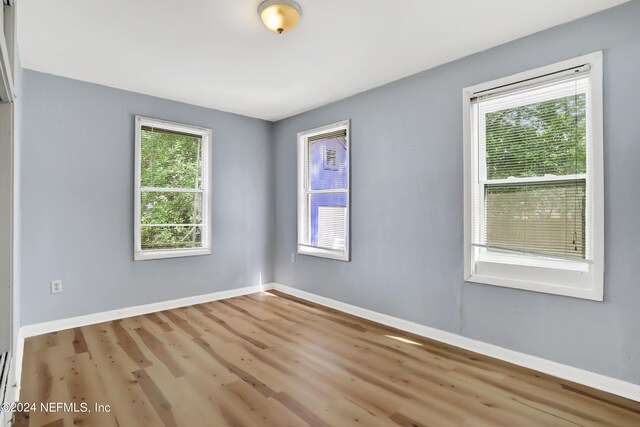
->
[134, 116, 212, 261]
[463, 52, 604, 301]
[297, 120, 351, 261]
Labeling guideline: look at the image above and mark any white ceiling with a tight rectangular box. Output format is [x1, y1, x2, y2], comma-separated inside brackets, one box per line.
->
[19, 0, 627, 121]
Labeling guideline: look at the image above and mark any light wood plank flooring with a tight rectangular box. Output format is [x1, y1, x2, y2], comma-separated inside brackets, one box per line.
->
[16, 291, 640, 426]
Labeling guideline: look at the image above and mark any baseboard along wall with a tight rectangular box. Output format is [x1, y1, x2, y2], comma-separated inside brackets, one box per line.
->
[267, 283, 640, 403]
[11, 281, 640, 405]
[13, 283, 269, 402]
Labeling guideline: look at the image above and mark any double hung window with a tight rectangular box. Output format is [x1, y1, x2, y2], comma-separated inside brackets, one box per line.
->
[134, 116, 211, 260]
[463, 52, 603, 300]
[297, 121, 350, 261]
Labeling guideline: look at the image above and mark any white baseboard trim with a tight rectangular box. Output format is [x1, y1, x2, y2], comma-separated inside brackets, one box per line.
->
[20, 284, 271, 338]
[12, 281, 639, 404]
[13, 283, 274, 402]
[269, 282, 640, 402]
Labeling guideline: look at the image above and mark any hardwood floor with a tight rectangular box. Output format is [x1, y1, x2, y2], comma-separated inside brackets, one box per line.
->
[16, 291, 640, 426]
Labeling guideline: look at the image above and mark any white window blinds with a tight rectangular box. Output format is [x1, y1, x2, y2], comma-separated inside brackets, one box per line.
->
[317, 206, 347, 250]
[471, 67, 591, 262]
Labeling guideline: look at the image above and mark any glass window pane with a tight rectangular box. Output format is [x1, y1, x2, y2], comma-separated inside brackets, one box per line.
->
[141, 127, 203, 188]
[485, 93, 586, 180]
[484, 180, 586, 259]
[309, 192, 347, 250]
[308, 137, 348, 190]
[141, 225, 203, 250]
[141, 192, 203, 225]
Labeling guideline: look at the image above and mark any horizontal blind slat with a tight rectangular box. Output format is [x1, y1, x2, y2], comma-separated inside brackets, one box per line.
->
[307, 129, 347, 142]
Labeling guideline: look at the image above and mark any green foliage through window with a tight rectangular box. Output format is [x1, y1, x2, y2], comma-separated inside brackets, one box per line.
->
[141, 127, 203, 188]
[485, 94, 586, 180]
[140, 127, 203, 250]
[482, 91, 587, 259]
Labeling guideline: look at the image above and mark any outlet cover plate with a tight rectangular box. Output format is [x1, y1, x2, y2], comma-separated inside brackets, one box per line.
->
[50, 280, 63, 294]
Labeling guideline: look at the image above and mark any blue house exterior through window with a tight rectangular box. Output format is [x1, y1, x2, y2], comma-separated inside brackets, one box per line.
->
[308, 136, 348, 247]
[298, 121, 350, 261]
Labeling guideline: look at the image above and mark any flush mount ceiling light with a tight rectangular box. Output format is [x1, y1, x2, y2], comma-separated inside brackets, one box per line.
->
[258, 0, 302, 34]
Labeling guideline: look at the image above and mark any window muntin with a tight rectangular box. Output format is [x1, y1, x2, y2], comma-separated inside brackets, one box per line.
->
[463, 52, 603, 300]
[298, 121, 350, 261]
[135, 117, 211, 260]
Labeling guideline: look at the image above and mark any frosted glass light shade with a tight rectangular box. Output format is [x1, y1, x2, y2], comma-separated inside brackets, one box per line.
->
[258, 0, 302, 34]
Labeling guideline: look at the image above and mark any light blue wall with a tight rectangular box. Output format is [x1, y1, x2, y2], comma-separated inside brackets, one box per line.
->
[20, 70, 274, 325]
[273, 1, 640, 384]
[18, 0, 640, 385]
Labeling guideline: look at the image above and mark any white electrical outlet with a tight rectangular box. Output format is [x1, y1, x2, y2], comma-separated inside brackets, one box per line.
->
[50, 280, 63, 294]
[290, 253, 296, 263]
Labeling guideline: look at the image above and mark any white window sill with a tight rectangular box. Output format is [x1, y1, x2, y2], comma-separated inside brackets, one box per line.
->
[298, 245, 349, 262]
[476, 252, 589, 272]
[466, 258, 603, 301]
[134, 247, 211, 261]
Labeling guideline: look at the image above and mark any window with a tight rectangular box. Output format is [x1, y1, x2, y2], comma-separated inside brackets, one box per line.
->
[297, 121, 350, 261]
[463, 52, 603, 300]
[134, 116, 211, 260]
